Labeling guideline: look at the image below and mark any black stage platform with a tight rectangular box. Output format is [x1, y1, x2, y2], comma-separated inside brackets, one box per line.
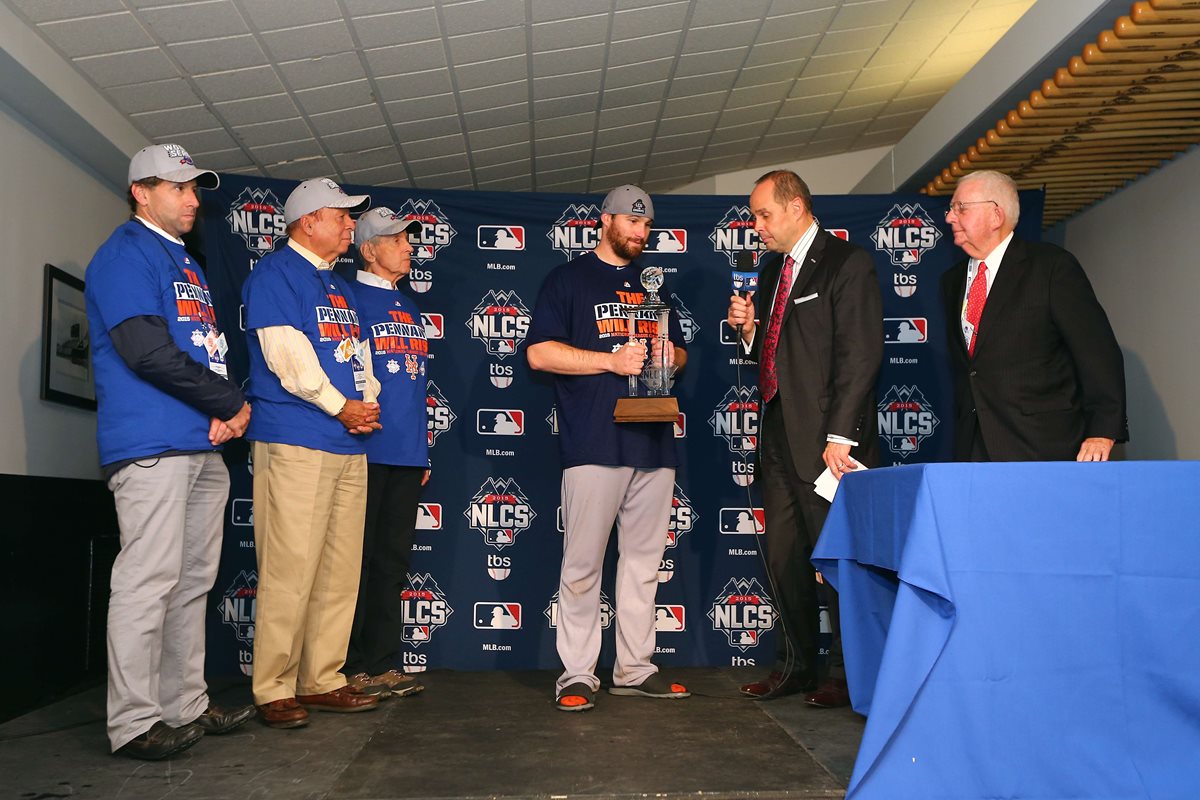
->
[0, 668, 863, 799]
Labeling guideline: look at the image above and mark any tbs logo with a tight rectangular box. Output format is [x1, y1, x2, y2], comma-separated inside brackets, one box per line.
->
[401, 573, 453, 646]
[217, 570, 257, 647]
[657, 558, 675, 583]
[487, 554, 511, 581]
[884, 317, 928, 344]
[731, 457, 756, 487]
[545, 590, 612, 629]
[708, 577, 776, 651]
[468, 290, 532, 359]
[477, 226, 524, 250]
[421, 313, 444, 340]
[415, 503, 442, 530]
[878, 385, 940, 458]
[474, 602, 521, 629]
[465, 477, 536, 550]
[655, 605, 686, 632]
[426, 381, 457, 446]
[709, 205, 764, 266]
[548, 204, 601, 260]
[477, 409, 524, 436]
[871, 204, 942, 267]
[645, 229, 687, 253]
[710, 386, 759, 453]
[490, 364, 514, 389]
[226, 187, 286, 256]
[720, 507, 765, 535]
[894, 272, 918, 298]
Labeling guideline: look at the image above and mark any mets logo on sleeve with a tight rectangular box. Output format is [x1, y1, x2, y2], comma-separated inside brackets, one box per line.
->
[709, 206, 765, 267]
[426, 380, 457, 446]
[465, 477, 536, 550]
[226, 187, 286, 256]
[709, 386, 760, 453]
[708, 578, 776, 651]
[548, 204, 601, 260]
[467, 290, 531, 359]
[870, 204, 942, 267]
[401, 573, 453, 646]
[877, 384, 940, 457]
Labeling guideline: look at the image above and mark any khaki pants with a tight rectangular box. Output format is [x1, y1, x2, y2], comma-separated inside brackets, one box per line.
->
[251, 441, 367, 704]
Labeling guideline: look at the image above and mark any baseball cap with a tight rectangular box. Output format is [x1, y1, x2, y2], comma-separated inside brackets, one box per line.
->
[283, 177, 370, 224]
[355, 206, 422, 245]
[128, 143, 219, 189]
[600, 184, 654, 219]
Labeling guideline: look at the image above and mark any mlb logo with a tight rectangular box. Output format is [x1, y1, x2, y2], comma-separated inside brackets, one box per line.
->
[422, 313, 444, 339]
[231, 498, 253, 527]
[735, 630, 758, 647]
[556, 506, 564, 533]
[486, 529, 516, 546]
[403, 625, 430, 643]
[829, 229, 850, 241]
[416, 503, 442, 530]
[474, 602, 521, 629]
[719, 507, 766, 534]
[673, 413, 686, 438]
[720, 320, 756, 346]
[646, 228, 687, 253]
[477, 409, 524, 435]
[884, 317, 928, 344]
[654, 605, 686, 631]
[477, 226, 525, 250]
[489, 339, 517, 355]
[414, 245, 435, 260]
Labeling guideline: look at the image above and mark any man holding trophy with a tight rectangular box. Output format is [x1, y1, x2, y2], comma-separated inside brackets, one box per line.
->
[527, 185, 690, 712]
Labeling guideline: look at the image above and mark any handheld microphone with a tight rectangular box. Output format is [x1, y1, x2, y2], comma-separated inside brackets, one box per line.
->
[731, 250, 758, 297]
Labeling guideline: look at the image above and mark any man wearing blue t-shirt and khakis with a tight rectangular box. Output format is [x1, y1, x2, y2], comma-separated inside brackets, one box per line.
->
[527, 185, 690, 711]
[242, 178, 383, 729]
[86, 144, 255, 760]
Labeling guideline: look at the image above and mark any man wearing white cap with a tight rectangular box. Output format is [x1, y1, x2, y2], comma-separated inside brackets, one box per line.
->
[526, 185, 690, 711]
[242, 178, 382, 728]
[86, 143, 255, 759]
[341, 207, 429, 700]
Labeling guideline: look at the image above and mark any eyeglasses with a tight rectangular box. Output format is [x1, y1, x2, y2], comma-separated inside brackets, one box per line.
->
[945, 200, 997, 218]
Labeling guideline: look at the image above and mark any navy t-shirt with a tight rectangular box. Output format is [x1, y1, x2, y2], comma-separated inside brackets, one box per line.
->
[526, 251, 684, 469]
[351, 275, 429, 468]
[86, 220, 227, 466]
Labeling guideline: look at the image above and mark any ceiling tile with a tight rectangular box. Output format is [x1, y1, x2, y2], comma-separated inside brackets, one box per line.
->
[449, 26, 526, 65]
[719, 103, 777, 126]
[604, 58, 673, 90]
[404, 134, 469, 161]
[474, 158, 532, 182]
[138, 1, 248, 44]
[269, 156, 336, 181]
[534, 94, 596, 119]
[7, 0, 125, 24]
[682, 20, 758, 54]
[308, 104, 386, 137]
[830, 0, 909, 29]
[467, 122, 531, 150]
[260, 20, 355, 61]
[294, 79, 375, 114]
[375, 69, 453, 102]
[342, 163, 411, 186]
[173, 127, 241, 154]
[194, 67, 284, 102]
[364, 40, 447, 77]
[596, 120, 656, 147]
[331, 147, 403, 173]
[38, 12, 154, 58]
[213, 93, 299, 126]
[779, 92, 842, 115]
[692, 0, 771, 27]
[602, 82, 668, 109]
[842, 78, 905, 105]
[598, 103, 659, 128]
[814, 25, 891, 56]
[107, 77, 201, 115]
[767, 111, 827, 136]
[408, 153, 470, 176]
[760, 8, 839, 44]
[531, 0, 602, 24]
[656, 112, 718, 137]
[441, 0, 524, 36]
[607, 32, 680, 67]
[663, 92, 724, 116]
[735, 61, 802, 88]
[477, 175, 533, 191]
[593, 140, 648, 163]
[744, 37, 818, 69]
[650, 130, 710, 151]
[130, 104, 221, 137]
[460, 81, 527, 113]
[321, 125, 394, 152]
[802, 50, 873, 77]
[279, 52, 367, 91]
[472, 141, 529, 164]
[902, 0, 972, 20]
[74, 48, 179, 87]
[463, 102, 528, 129]
[709, 120, 770, 145]
[532, 44, 606, 76]
[170, 35, 268, 74]
[674, 48, 748, 78]
[535, 153, 589, 172]
[251, 139, 325, 164]
[537, 131, 592, 156]
[192, 148, 254, 170]
[703, 139, 756, 159]
[352, 8, 442, 49]
[395, 114, 462, 141]
[452, 55, 528, 91]
[534, 71, 602, 101]
[611, 3, 687, 40]
[867, 43, 938, 70]
[238, 0, 341, 31]
[824, 101, 887, 126]
[954, 2, 1035, 34]
[694, 153, 747, 173]
[235, 118, 314, 147]
[385, 94, 459, 123]
[531, 14, 609, 51]
[538, 113, 595, 138]
[727, 81, 791, 108]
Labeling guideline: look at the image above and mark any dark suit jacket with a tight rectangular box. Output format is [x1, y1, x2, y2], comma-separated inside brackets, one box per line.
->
[750, 228, 884, 482]
[940, 236, 1128, 461]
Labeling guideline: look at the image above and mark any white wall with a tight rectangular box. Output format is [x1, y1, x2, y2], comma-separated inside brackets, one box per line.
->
[669, 146, 893, 197]
[1061, 145, 1200, 460]
[0, 102, 126, 478]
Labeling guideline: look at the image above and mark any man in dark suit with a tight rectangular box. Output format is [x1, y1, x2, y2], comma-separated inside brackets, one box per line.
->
[940, 170, 1127, 462]
[727, 170, 883, 707]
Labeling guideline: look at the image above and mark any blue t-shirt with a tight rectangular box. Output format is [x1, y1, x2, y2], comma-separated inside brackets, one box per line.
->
[526, 251, 685, 469]
[351, 275, 430, 468]
[243, 245, 368, 454]
[86, 220, 228, 466]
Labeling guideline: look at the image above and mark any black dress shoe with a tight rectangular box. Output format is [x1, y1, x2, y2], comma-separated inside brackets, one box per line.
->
[194, 703, 256, 735]
[115, 721, 203, 760]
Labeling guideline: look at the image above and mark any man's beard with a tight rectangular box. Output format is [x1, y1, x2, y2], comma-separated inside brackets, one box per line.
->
[606, 227, 645, 261]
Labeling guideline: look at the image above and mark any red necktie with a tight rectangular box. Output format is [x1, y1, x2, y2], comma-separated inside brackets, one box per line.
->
[965, 261, 987, 357]
[759, 255, 795, 403]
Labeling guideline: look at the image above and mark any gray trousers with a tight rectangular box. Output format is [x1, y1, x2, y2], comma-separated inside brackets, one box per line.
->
[556, 465, 674, 694]
[105, 452, 228, 751]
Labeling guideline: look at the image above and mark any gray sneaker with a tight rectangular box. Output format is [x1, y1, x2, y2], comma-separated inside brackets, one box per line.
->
[608, 673, 690, 698]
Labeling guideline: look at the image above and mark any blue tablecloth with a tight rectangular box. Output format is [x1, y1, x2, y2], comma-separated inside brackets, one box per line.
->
[813, 462, 1200, 800]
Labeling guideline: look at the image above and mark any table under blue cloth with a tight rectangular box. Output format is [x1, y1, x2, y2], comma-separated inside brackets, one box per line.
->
[813, 462, 1200, 800]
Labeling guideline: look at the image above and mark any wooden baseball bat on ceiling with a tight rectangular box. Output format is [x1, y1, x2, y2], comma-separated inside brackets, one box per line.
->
[1132, 1, 1200, 24]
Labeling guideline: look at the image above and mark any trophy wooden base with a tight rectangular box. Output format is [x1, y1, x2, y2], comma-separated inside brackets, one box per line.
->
[613, 396, 679, 423]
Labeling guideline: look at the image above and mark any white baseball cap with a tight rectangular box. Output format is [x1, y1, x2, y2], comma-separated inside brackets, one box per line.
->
[283, 177, 370, 224]
[356, 206, 422, 244]
[601, 184, 654, 219]
[128, 143, 219, 189]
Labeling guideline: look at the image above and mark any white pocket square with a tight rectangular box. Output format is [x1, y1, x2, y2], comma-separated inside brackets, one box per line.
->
[794, 292, 819, 305]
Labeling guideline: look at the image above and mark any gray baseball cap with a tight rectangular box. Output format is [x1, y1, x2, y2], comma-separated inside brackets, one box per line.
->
[355, 206, 422, 245]
[283, 177, 370, 224]
[600, 184, 654, 219]
[128, 143, 219, 189]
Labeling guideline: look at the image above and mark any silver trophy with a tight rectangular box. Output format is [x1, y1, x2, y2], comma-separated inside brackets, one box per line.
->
[614, 266, 679, 423]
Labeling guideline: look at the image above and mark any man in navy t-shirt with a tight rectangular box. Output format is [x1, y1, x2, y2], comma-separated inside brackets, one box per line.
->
[527, 185, 691, 711]
[86, 144, 254, 760]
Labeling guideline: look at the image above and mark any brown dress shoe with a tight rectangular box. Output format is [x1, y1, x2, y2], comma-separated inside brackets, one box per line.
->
[297, 685, 380, 713]
[803, 678, 850, 708]
[256, 698, 310, 729]
[740, 671, 815, 699]
[372, 669, 425, 698]
[194, 703, 256, 734]
[115, 721, 203, 760]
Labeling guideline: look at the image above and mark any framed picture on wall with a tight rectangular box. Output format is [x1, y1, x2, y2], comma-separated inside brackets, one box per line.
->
[41, 263, 96, 410]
